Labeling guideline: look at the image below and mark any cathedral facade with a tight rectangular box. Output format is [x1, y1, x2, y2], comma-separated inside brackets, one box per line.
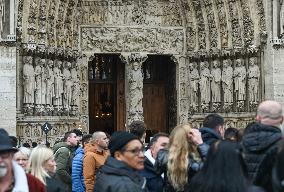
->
[0, 0, 282, 144]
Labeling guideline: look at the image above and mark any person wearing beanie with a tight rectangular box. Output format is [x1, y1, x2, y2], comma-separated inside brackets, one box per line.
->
[93, 131, 148, 192]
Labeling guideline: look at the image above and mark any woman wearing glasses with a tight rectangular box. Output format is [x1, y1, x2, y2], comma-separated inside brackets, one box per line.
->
[94, 131, 148, 192]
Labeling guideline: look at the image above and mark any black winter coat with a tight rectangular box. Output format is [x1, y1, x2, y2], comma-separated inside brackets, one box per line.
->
[199, 127, 222, 146]
[140, 157, 164, 192]
[93, 156, 148, 192]
[241, 122, 282, 190]
[155, 143, 209, 192]
[46, 173, 68, 192]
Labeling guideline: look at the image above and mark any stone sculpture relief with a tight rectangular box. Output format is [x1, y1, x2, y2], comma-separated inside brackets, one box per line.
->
[81, 27, 184, 54]
[248, 57, 260, 109]
[21, 55, 82, 117]
[233, 58, 246, 102]
[188, 61, 199, 112]
[46, 59, 55, 108]
[222, 58, 233, 111]
[23, 56, 35, 115]
[211, 59, 221, 105]
[199, 61, 211, 111]
[121, 53, 147, 124]
[79, 0, 181, 27]
[183, 52, 262, 117]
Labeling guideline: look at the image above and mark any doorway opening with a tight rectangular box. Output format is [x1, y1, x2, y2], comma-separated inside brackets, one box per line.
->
[88, 54, 125, 135]
[142, 55, 177, 137]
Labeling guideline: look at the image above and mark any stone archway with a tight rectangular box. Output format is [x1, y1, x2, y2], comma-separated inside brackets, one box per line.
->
[14, 0, 267, 143]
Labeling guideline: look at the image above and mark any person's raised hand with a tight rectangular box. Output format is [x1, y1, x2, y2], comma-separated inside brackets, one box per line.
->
[188, 128, 203, 145]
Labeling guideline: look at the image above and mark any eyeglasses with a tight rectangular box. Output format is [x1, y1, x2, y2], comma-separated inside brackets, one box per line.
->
[0, 151, 12, 159]
[122, 147, 144, 156]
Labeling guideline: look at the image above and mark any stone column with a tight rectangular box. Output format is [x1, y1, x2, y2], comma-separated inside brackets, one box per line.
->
[171, 55, 188, 124]
[120, 53, 148, 125]
[272, 0, 280, 38]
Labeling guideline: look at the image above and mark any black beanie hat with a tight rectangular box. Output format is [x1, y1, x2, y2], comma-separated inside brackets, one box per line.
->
[109, 131, 139, 156]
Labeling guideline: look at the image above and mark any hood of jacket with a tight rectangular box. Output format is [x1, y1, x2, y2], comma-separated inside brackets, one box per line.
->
[242, 122, 282, 152]
[199, 127, 222, 140]
[52, 141, 71, 152]
[100, 156, 145, 184]
[84, 143, 99, 153]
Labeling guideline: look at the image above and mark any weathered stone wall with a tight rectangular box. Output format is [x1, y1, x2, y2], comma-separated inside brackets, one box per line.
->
[0, 46, 16, 135]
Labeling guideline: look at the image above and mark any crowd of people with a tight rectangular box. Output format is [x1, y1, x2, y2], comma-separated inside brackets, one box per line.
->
[1, 100, 284, 192]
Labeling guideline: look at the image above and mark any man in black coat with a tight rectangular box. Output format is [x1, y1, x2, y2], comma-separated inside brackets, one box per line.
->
[94, 131, 148, 192]
[199, 113, 225, 146]
[140, 133, 169, 192]
[242, 100, 283, 192]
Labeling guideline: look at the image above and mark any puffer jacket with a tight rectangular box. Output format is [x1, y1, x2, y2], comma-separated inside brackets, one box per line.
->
[93, 156, 148, 192]
[199, 127, 222, 146]
[53, 142, 76, 191]
[155, 143, 209, 192]
[241, 122, 282, 182]
[72, 147, 85, 192]
[83, 143, 109, 192]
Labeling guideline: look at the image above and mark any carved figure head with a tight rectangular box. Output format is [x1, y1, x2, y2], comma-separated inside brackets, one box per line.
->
[23, 56, 33, 65]
[189, 62, 197, 70]
[47, 59, 54, 67]
[213, 60, 220, 68]
[249, 57, 257, 66]
[235, 58, 243, 67]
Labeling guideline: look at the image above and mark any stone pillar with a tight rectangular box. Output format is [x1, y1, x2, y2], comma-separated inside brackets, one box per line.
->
[171, 55, 188, 124]
[0, 46, 17, 135]
[272, 0, 280, 38]
[121, 53, 148, 125]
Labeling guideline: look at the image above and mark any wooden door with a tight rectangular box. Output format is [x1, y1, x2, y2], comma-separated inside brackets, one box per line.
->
[143, 83, 166, 133]
[142, 55, 176, 134]
[88, 54, 125, 134]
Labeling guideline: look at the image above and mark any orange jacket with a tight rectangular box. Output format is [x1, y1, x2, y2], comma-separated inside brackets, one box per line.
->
[83, 143, 109, 192]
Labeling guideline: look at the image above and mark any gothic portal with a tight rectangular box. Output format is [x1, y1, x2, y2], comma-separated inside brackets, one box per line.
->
[2, 0, 284, 144]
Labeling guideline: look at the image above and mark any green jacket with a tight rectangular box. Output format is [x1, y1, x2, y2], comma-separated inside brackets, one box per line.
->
[53, 142, 75, 191]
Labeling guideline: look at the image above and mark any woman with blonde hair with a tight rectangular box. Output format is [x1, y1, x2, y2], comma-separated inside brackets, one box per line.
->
[29, 145, 66, 192]
[14, 146, 31, 171]
[155, 124, 209, 192]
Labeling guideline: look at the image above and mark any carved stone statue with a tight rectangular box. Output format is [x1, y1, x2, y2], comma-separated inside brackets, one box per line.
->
[23, 56, 35, 104]
[46, 59, 55, 106]
[199, 61, 211, 105]
[188, 61, 199, 110]
[129, 60, 143, 112]
[34, 58, 43, 105]
[248, 57, 260, 103]
[71, 61, 80, 107]
[222, 59, 233, 103]
[233, 58, 246, 101]
[211, 59, 221, 103]
[63, 61, 73, 111]
[53, 60, 63, 107]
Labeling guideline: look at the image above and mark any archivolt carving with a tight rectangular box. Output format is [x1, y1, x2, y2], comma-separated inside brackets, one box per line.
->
[81, 27, 184, 54]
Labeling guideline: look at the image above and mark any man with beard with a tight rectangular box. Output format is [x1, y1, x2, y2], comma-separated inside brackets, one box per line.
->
[0, 128, 45, 192]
